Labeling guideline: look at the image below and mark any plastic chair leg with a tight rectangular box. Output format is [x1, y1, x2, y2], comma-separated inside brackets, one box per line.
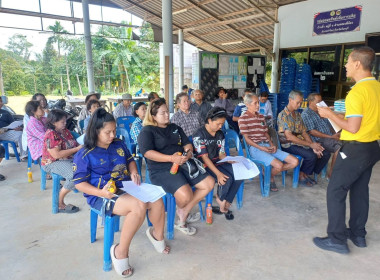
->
[281, 171, 286, 187]
[166, 194, 176, 240]
[27, 150, 32, 169]
[292, 156, 302, 188]
[103, 215, 114, 272]
[236, 182, 244, 209]
[321, 164, 328, 178]
[51, 173, 62, 214]
[90, 209, 98, 243]
[114, 215, 120, 232]
[263, 165, 271, 197]
[40, 165, 47, 191]
[2, 143, 10, 160]
[10, 142, 20, 162]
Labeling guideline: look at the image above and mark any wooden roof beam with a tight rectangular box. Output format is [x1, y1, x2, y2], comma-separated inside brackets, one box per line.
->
[237, 21, 273, 30]
[219, 7, 256, 18]
[244, 0, 278, 23]
[172, 0, 218, 13]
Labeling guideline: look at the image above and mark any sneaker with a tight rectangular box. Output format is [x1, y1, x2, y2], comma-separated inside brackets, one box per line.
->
[313, 237, 349, 254]
[347, 229, 367, 248]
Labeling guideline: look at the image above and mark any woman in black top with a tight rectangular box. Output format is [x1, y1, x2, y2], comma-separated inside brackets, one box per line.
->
[138, 98, 214, 236]
[193, 107, 243, 220]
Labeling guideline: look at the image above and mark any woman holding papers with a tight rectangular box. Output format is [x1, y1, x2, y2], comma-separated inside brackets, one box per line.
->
[73, 108, 169, 278]
[193, 107, 243, 220]
[138, 98, 214, 236]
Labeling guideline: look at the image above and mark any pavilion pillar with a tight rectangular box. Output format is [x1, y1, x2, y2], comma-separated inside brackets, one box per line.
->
[82, 0, 95, 93]
[178, 29, 184, 94]
[271, 22, 280, 93]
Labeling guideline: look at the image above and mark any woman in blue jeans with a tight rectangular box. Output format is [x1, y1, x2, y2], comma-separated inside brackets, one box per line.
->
[193, 107, 242, 220]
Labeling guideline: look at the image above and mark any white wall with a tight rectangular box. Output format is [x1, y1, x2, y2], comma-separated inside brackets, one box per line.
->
[278, 0, 380, 48]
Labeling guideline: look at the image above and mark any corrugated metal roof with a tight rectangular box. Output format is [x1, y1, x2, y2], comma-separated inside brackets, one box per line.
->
[77, 0, 308, 53]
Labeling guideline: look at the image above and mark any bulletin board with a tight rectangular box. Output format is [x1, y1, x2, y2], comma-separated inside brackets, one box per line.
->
[198, 51, 266, 101]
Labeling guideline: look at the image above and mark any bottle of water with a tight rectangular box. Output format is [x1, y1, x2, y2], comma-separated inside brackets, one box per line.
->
[206, 203, 213, 225]
[27, 167, 33, 183]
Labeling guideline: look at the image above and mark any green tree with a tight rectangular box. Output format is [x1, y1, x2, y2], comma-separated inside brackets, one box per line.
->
[6, 34, 33, 60]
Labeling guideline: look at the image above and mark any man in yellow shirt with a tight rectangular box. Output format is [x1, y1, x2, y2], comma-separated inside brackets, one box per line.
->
[313, 47, 380, 254]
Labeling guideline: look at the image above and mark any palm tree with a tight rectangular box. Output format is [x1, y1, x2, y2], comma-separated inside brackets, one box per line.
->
[47, 21, 68, 57]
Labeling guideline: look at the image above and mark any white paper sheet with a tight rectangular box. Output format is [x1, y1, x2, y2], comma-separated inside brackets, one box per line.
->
[217, 156, 260, 180]
[121, 181, 166, 203]
[316, 101, 342, 133]
[3, 120, 23, 129]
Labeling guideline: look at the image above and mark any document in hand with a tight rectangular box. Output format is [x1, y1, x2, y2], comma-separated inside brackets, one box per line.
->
[217, 156, 260, 180]
[121, 181, 166, 203]
[3, 120, 23, 130]
[316, 101, 342, 133]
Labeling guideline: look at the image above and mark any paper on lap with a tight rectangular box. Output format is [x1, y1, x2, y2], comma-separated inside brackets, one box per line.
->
[3, 120, 23, 129]
[121, 181, 166, 203]
[316, 101, 342, 133]
[217, 156, 259, 180]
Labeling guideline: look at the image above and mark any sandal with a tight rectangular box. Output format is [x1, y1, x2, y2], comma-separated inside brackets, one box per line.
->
[58, 204, 79, 213]
[212, 206, 223, 215]
[306, 176, 317, 185]
[174, 221, 197, 236]
[270, 181, 279, 192]
[110, 244, 133, 278]
[299, 178, 313, 187]
[146, 227, 169, 254]
[185, 212, 201, 223]
[222, 210, 234, 220]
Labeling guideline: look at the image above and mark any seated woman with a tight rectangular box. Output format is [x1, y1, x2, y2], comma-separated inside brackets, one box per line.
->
[83, 99, 101, 131]
[41, 109, 82, 213]
[73, 108, 169, 278]
[25, 100, 48, 163]
[130, 102, 147, 144]
[214, 87, 238, 132]
[193, 107, 242, 220]
[138, 98, 214, 235]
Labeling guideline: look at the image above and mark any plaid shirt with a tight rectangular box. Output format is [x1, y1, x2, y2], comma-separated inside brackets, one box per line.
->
[170, 109, 204, 137]
[113, 103, 133, 119]
[130, 117, 143, 143]
[26, 116, 47, 160]
[277, 106, 307, 148]
[301, 108, 333, 142]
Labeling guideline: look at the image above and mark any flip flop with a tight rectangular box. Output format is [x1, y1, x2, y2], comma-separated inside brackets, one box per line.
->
[212, 206, 223, 215]
[299, 178, 313, 187]
[58, 204, 79, 213]
[306, 177, 317, 185]
[222, 210, 234, 220]
[146, 227, 169, 254]
[110, 244, 133, 278]
[174, 221, 197, 236]
[270, 181, 279, 192]
[185, 212, 201, 223]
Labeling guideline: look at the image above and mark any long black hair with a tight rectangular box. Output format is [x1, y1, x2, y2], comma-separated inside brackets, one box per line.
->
[84, 108, 115, 149]
[25, 101, 41, 117]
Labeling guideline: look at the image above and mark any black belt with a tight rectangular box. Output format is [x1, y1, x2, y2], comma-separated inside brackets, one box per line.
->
[342, 140, 376, 144]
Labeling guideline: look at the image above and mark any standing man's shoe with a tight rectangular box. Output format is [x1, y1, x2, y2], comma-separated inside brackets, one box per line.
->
[313, 237, 350, 254]
[348, 232, 367, 248]
[0, 174, 5, 181]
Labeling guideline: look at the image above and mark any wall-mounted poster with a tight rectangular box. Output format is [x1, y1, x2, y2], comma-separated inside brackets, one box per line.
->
[238, 56, 247, 75]
[218, 75, 233, 89]
[201, 53, 218, 69]
[219, 55, 230, 75]
[233, 75, 247, 89]
[313, 6, 362, 36]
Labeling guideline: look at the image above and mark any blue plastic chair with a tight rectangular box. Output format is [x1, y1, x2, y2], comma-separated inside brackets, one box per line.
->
[27, 149, 39, 170]
[222, 129, 246, 207]
[90, 207, 120, 272]
[0, 140, 21, 162]
[116, 116, 136, 134]
[79, 119, 85, 133]
[116, 127, 141, 177]
[51, 173, 64, 214]
[242, 136, 288, 197]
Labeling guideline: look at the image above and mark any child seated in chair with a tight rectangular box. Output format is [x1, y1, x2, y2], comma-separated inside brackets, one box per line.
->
[83, 99, 101, 131]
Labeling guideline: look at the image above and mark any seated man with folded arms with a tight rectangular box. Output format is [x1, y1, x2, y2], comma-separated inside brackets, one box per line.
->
[301, 93, 342, 178]
[239, 93, 298, 191]
[171, 92, 204, 137]
[189, 89, 213, 121]
[277, 90, 330, 187]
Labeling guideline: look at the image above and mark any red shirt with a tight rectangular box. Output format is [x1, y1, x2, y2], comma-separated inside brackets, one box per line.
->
[238, 110, 268, 143]
[41, 128, 78, 166]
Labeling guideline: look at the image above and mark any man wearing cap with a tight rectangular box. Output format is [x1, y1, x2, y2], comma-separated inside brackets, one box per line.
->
[78, 92, 101, 122]
[113, 93, 133, 119]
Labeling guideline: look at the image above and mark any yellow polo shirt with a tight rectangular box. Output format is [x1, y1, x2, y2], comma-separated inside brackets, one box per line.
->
[341, 77, 380, 142]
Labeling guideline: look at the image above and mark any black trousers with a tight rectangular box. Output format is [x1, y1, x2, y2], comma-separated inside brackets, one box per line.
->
[327, 141, 380, 244]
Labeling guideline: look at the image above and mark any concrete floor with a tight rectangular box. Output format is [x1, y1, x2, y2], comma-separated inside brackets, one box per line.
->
[1, 157, 380, 280]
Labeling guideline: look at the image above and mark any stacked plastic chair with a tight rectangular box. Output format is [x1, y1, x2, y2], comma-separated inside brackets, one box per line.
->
[295, 63, 312, 99]
[279, 58, 297, 113]
[311, 78, 320, 93]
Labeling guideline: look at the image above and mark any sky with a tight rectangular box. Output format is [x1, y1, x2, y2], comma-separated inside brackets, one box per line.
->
[0, 0, 144, 58]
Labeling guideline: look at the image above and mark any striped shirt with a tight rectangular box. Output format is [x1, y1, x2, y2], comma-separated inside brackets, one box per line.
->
[238, 111, 268, 143]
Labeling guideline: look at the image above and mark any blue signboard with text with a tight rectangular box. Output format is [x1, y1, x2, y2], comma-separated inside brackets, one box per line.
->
[313, 6, 362, 36]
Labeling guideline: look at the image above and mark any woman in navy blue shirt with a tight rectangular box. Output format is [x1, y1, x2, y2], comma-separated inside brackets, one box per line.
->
[73, 108, 169, 278]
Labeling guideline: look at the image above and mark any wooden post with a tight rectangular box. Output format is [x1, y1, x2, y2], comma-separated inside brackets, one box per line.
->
[0, 63, 4, 95]
[65, 56, 71, 91]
